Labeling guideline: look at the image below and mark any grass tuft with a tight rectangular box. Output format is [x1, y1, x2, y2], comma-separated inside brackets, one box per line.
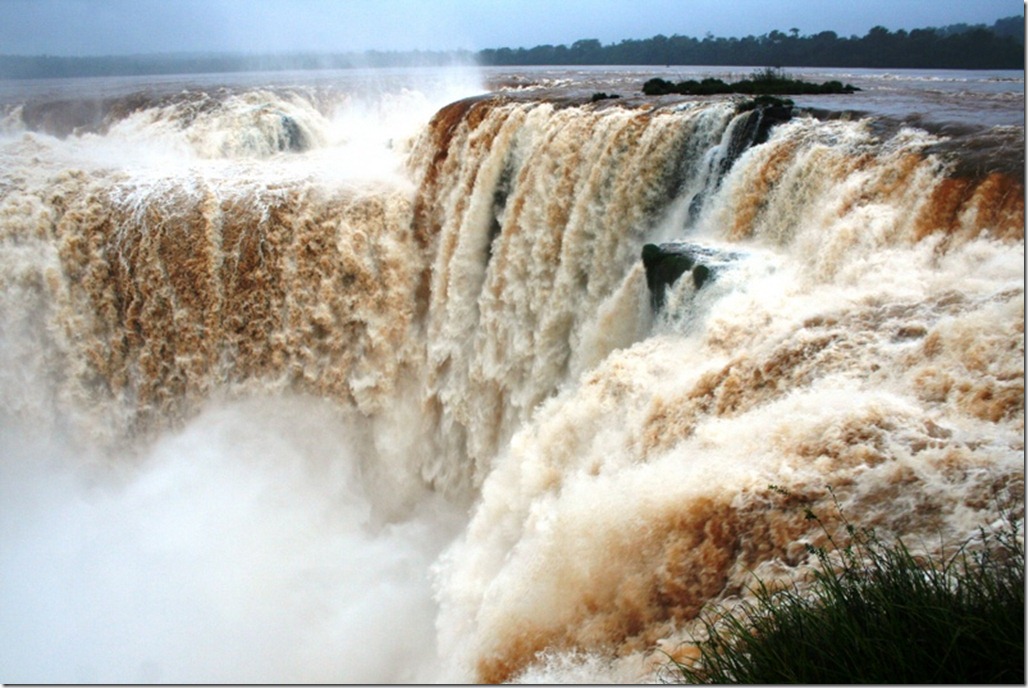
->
[666, 487, 1025, 684]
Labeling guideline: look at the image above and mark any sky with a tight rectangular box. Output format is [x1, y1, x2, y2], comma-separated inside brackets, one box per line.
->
[0, 0, 1023, 57]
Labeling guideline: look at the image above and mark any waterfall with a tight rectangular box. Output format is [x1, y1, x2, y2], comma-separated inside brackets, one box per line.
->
[0, 79, 1022, 683]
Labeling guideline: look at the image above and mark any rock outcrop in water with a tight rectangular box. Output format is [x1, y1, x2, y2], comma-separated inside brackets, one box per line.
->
[277, 113, 308, 152]
[642, 70, 859, 97]
[735, 96, 793, 143]
[641, 242, 740, 309]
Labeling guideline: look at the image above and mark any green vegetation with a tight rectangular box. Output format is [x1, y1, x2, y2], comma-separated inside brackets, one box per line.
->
[643, 67, 857, 97]
[480, 17, 1023, 70]
[666, 489, 1025, 684]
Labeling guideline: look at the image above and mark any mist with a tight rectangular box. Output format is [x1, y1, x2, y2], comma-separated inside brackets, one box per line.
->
[0, 397, 464, 683]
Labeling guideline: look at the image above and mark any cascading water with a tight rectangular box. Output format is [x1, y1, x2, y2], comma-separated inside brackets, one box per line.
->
[0, 68, 1022, 683]
[416, 94, 1023, 682]
[408, 98, 744, 494]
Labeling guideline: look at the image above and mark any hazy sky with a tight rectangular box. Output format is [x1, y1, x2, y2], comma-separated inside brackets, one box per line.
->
[1, 0, 1023, 57]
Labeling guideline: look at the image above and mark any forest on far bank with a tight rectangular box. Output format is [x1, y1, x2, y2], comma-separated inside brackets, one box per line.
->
[478, 16, 1024, 69]
[0, 15, 1022, 80]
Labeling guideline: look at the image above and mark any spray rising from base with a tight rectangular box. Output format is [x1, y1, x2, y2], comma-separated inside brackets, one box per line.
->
[0, 395, 463, 684]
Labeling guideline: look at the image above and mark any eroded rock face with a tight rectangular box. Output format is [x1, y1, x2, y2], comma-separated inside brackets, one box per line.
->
[641, 242, 740, 309]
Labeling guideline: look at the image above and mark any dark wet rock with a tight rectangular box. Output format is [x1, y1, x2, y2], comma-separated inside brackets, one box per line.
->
[487, 161, 515, 259]
[641, 242, 740, 310]
[278, 113, 307, 152]
[735, 96, 794, 145]
[691, 263, 711, 289]
[684, 100, 795, 225]
[721, 99, 794, 176]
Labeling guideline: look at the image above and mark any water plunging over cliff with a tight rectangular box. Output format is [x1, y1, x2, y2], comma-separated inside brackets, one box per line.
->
[0, 68, 1022, 683]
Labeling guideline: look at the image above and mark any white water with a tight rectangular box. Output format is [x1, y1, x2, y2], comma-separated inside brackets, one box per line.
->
[0, 67, 1023, 683]
[1, 397, 461, 683]
[1, 71, 481, 684]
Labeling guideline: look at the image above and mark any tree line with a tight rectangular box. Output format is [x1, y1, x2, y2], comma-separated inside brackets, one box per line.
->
[477, 16, 1024, 69]
[0, 16, 1021, 80]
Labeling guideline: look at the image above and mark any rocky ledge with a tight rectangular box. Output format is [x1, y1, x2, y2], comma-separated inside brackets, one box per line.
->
[641, 242, 742, 310]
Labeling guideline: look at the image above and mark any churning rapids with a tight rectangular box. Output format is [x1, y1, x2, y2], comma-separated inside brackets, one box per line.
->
[0, 66, 1023, 683]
